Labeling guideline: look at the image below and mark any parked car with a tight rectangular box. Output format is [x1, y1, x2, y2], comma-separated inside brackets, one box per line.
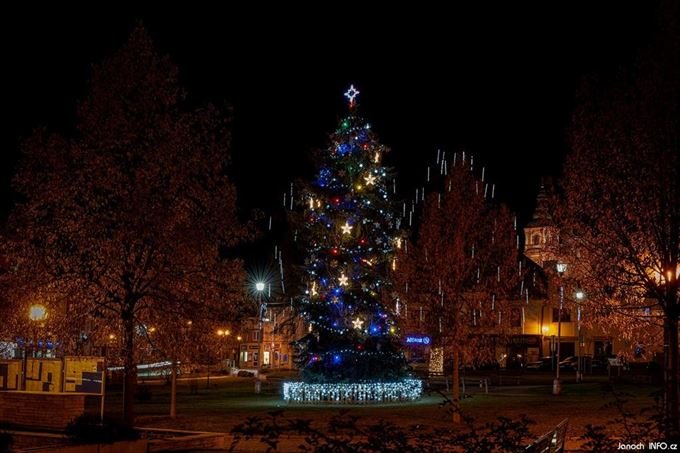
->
[558, 356, 578, 370]
[525, 357, 554, 371]
[590, 359, 603, 371]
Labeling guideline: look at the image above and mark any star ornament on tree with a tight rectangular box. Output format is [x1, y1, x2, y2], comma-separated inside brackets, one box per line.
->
[352, 317, 364, 329]
[364, 173, 377, 186]
[341, 221, 353, 234]
[338, 273, 349, 286]
[344, 85, 360, 107]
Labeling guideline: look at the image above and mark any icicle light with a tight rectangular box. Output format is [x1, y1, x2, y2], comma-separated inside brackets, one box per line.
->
[283, 380, 422, 404]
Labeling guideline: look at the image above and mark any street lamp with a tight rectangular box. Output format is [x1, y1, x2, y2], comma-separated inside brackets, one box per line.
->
[235, 335, 243, 367]
[553, 262, 567, 395]
[29, 304, 47, 322]
[575, 290, 585, 383]
[28, 304, 47, 357]
[217, 329, 231, 368]
[24, 304, 48, 390]
[255, 282, 266, 369]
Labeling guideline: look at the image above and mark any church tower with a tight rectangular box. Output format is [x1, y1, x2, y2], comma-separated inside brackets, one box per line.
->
[523, 184, 559, 266]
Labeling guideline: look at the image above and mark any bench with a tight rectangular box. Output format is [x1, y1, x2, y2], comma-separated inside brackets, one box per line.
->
[525, 418, 568, 452]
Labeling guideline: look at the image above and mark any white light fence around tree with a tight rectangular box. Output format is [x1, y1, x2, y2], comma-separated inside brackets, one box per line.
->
[282, 379, 422, 404]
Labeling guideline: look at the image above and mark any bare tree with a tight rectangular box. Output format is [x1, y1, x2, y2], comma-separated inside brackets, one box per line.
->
[398, 160, 522, 423]
[561, 4, 679, 438]
[2, 25, 247, 426]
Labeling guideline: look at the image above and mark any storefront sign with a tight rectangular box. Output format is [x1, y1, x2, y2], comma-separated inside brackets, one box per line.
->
[405, 335, 431, 345]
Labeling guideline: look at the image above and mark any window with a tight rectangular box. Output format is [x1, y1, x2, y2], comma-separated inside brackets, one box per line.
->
[552, 308, 571, 322]
[532, 233, 541, 246]
[251, 330, 260, 342]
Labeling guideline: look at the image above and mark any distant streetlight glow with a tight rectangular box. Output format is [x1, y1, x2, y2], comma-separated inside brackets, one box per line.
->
[575, 289, 586, 383]
[29, 304, 47, 322]
[554, 262, 566, 395]
[254, 281, 267, 370]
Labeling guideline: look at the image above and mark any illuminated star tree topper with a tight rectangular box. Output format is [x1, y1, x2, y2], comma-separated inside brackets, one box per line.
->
[344, 84, 360, 108]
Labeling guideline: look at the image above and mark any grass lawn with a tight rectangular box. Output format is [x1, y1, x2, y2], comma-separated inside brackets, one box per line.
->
[106, 372, 661, 441]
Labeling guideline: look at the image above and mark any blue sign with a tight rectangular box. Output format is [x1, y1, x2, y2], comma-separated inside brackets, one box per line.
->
[405, 335, 431, 345]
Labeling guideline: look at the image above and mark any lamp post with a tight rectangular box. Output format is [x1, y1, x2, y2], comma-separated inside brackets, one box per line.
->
[23, 304, 48, 390]
[553, 263, 567, 395]
[236, 335, 243, 367]
[575, 290, 585, 383]
[255, 282, 265, 370]
[216, 329, 231, 369]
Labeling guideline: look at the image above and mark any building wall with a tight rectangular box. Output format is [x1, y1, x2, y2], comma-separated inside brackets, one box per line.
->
[0, 391, 86, 429]
[237, 305, 305, 371]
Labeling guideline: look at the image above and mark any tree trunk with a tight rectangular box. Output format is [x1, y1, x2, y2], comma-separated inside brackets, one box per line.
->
[452, 350, 461, 424]
[663, 311, 679, 439]
[122, 313, 136, 427]
[170, 358, 177, 418]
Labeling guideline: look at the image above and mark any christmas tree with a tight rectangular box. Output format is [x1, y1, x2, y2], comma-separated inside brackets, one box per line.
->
[293, 86, 409, 386]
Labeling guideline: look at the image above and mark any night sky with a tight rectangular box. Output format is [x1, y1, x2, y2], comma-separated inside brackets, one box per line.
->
[2, 3, 658, 225]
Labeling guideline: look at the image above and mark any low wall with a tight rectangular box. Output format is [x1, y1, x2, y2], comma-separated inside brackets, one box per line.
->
[0, 391, 86, 430]
[138, 428, 225, 452]
[13, 439, 148, 453]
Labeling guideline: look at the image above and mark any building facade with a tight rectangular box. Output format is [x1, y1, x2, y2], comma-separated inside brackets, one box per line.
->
[237, 303, 304, 371]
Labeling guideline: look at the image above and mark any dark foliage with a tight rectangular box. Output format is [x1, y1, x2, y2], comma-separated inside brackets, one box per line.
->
[65, 415, 140, 445]
[229, 394, 535, 452]
[0, 431, 12, 453]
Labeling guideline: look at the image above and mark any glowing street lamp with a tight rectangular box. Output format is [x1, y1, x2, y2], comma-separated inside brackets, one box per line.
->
[575, 289, 585, 383]
[255, 282, 266, 369]
[29, 304, 47, 322]
[216, 329, 231, 367]
[553, 262, 567, 395]
[24, 304, 48, 390]
[28, 304, 48, 351]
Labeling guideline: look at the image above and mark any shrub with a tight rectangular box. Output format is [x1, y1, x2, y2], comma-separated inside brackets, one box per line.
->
[230, 406, 535, 452]
[65, 415, 139, 444]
